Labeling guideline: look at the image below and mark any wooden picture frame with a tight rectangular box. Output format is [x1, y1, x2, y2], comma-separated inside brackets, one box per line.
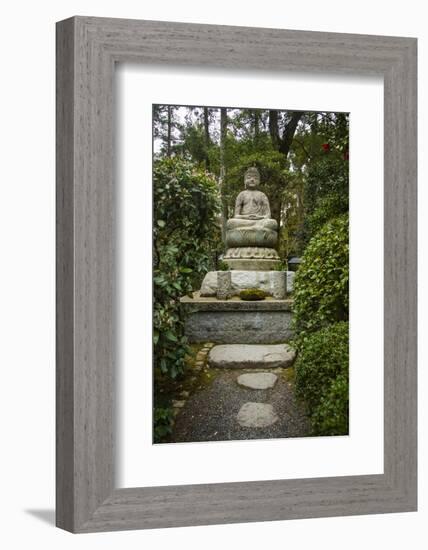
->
[56, 16, 417, 533]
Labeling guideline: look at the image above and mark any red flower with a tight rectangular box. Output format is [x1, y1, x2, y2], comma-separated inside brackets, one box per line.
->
[321, 143, 330, 152]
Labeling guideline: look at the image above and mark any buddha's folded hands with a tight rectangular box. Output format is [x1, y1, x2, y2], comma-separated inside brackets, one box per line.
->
[226, 217, 278, 231]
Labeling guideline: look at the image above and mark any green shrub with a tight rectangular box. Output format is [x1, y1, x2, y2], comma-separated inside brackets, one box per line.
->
[153, 407, 174, 443]
[294, 322, 349, 436]
[311, 373, 349, 436]
[292, 214, 348, 335]
[153, 157, 220, 378]
[239, 288, 268, 301]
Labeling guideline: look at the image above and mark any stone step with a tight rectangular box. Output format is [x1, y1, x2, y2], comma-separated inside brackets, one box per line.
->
[207, 344, 296, 369]
[237, 402, 278, 428]
[237, 372, 278, 389]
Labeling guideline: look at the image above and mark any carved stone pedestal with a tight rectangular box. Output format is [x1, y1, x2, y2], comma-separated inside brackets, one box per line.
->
[223, 246, 281, 271]
[224, 258, 281, 270]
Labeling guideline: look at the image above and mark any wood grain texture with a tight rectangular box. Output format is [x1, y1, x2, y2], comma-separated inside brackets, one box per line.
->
[56, 17, 76, 532]
[56, 16, 417, 533]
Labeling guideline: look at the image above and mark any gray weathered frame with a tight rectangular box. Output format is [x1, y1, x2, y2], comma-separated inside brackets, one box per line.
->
[56, 16, 417, 533]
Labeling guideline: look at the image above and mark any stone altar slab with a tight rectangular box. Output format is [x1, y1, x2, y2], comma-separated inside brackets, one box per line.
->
[200, 270, 294, 298]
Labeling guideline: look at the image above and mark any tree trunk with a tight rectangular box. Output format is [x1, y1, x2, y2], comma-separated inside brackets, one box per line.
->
[203, 107, 211, 170]
[219, 108, 228, 243]
[279, 111, 302, 156]
[254, 109, 260, 139]
[166, 106, 172, 157]
[269, 110, 279, 149]
[270, 198, 282, 229]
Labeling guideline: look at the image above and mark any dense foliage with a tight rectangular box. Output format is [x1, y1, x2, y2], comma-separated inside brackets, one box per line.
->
[294, 322, 349, 436]
[292, 214, 349, 335]
[311, 372, 349, 436]
[153, 157, 220, 378]
[302, 155, 349, 245]
[153, 407, 174, 443]
[285, 111, 349, 255]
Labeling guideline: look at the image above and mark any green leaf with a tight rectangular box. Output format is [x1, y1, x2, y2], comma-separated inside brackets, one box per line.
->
[165, 331, 178, 342]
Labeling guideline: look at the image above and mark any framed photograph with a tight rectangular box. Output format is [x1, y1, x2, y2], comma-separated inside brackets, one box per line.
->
[149, 103, 350, 447]
[56, 16, 417, 532]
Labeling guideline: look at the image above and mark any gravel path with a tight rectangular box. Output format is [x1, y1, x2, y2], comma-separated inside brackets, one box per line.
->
[171, 369, 310, 443]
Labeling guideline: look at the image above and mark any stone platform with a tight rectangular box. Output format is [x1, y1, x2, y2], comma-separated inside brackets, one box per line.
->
[180, 292, 293, 344]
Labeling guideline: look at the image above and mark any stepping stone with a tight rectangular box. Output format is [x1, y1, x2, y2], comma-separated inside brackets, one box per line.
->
[237, 402, 278, 428]
[237, 372, 278, 390]
[208, 344, 295, 369]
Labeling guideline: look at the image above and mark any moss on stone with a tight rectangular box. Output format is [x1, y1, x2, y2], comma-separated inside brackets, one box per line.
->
[239, 288, 268, 301]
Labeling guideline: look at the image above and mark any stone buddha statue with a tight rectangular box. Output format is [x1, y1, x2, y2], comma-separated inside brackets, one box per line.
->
[223, 167, 280, 270]
[226, 167, 278, 248]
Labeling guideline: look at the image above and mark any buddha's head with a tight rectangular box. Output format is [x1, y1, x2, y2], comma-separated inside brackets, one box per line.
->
[244, 166, 260, 190]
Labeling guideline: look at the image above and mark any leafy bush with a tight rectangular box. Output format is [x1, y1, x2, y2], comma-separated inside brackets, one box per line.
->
[239, 288, 268, 301]
[294, 322, 349, 436]
[292, 214, 349, 335]
[311, 373, 349, 436]
[153, 157, 220, 378]
[153, 407, 174, 443]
